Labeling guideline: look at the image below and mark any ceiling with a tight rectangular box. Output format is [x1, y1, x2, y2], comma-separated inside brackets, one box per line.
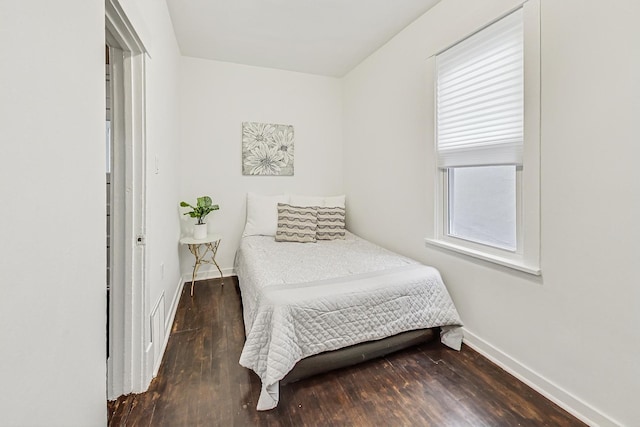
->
[165, 0, 442, 77]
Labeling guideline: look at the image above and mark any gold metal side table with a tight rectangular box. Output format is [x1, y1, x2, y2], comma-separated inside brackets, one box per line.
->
[180, 233, 223, 296]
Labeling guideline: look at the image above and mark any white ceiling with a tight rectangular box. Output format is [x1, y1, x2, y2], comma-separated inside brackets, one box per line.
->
[165, 0, 442, 77]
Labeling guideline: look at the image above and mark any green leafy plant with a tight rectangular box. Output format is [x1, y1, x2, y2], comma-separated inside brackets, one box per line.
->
[180, 196, 219, 225]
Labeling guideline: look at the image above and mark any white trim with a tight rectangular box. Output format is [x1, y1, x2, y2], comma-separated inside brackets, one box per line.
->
[130, 47, 149, 395]
[166, 277, 184, 332]
[425, 238, 540, 275]
[462, 328, 621, 427]
[520, 0, 541, 271]
[151, 278, 184, 377]
[182, 267, 235, 283]
[106, 0, 148, 400]
[105, 0, 147, 55]
[149, 292, 165, 376]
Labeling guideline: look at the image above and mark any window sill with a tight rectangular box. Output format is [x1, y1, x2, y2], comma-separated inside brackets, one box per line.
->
[424, 238, 541, 276]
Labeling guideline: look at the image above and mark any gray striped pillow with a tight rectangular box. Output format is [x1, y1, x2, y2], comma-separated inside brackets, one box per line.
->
[275, 204, 318, 243]
[316, 206, 346, 240]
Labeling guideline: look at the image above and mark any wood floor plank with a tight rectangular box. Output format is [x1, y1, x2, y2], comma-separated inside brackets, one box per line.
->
[109, 277, 586, 427]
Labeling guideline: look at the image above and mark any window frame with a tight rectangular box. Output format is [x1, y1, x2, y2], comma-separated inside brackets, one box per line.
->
[425, 0, 541, 276]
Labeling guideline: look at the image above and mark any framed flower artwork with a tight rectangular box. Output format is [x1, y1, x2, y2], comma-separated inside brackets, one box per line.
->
[242, 122, 294, 176]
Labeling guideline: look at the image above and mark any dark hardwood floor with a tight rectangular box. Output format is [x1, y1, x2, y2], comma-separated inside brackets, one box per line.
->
[108, 277, 586, 426]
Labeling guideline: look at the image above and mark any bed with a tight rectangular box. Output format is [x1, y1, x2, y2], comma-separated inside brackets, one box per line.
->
[234, 229, 463, 411]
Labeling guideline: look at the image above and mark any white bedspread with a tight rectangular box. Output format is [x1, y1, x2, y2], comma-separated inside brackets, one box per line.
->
[234, 233, 463, 410]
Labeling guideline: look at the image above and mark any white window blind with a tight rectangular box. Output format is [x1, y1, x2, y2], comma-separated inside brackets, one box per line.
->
[436, 8, 523, 168]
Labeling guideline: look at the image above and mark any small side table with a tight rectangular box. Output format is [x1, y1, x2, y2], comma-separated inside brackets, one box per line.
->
[180, 233, 223, 296]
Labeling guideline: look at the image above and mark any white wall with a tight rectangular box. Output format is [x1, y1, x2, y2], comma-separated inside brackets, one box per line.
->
[343, 0, 640, 425]
[2, 0, 636, 425]
[139, 0, 183, 346]
[0, 2, 106, 426]
[179, 58, 343, 276]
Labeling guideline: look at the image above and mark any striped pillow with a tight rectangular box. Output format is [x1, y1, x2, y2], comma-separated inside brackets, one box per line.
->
[275, 204, 318, 243]
[316, 206, 346, 240]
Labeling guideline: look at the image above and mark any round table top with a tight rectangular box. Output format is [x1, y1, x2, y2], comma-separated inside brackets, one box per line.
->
[179, 233, 222, 245]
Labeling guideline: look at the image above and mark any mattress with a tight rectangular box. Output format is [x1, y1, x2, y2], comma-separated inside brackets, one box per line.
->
[234, 232, 463, 410]
[281, 328, 437, 385]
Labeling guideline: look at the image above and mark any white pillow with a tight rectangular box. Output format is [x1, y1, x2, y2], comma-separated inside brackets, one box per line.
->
[323, 194, 346, 208]
[243, 193, 290, 237]
[288, 194, 346, 208]
[289, 194, 325, 207]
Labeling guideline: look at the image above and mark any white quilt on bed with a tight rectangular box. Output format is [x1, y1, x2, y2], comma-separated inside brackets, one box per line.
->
[234, 233, 463, 410]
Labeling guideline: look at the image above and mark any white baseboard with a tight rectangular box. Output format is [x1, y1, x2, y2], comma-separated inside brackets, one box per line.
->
[462, 328, 620, 427]
[152, 277, 184, 377]
[182, 266, 235, 283]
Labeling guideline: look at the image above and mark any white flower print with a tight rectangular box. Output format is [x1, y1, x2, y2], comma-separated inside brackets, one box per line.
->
[272, 127, 295, 166]
[244, 144, 285, 175]
[242, 122, 276, 151]
[242, 122, 294, 176]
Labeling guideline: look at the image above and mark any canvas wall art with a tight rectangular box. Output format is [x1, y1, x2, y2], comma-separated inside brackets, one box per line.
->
[242, 122, 294, 176]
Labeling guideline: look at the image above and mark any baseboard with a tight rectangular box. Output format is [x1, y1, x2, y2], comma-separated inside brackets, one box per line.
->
[462, 328, 620, 427]
[182, 266, 235, 283]
[152, 277, 184, 377]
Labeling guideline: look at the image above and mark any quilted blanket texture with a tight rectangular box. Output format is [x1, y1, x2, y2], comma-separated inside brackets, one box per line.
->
[235, 234, 463, 410]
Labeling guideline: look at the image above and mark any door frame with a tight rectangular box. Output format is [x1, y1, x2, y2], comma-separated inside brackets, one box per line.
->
[106, 0, 149, 400]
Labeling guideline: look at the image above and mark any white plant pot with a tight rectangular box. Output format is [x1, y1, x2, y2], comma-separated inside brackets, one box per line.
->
[193, 223, 207, 240]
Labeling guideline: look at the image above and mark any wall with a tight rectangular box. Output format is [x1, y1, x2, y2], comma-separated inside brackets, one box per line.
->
[179, 58, 343, 276]
[0, 2, 106, 426]
[138, 0, 183, 362]
[343, 0, 640, 425]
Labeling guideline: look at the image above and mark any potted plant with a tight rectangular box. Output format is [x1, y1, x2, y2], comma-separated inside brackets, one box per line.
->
[180, 196, 220, 239]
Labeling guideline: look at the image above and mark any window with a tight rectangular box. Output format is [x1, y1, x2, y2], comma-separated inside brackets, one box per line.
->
[427, 1, 540, 275]
[448, 165, 517, 251]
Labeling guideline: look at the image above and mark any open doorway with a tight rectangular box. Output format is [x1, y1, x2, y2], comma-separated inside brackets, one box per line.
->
[105, 0, 149, 400]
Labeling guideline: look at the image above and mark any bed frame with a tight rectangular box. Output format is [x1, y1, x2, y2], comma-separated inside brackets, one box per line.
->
[281, 328, 437, 384]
